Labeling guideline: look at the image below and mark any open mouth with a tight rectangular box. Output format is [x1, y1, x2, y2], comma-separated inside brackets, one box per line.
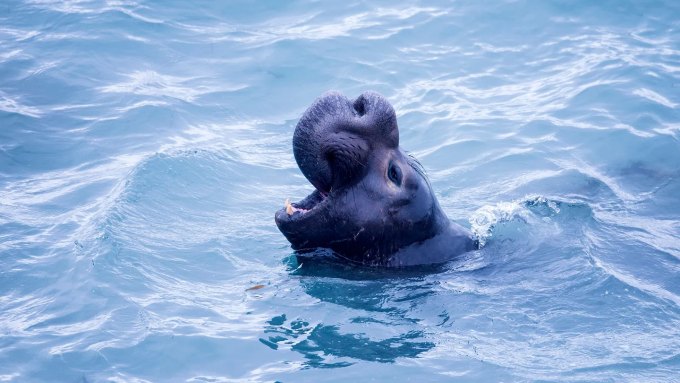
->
[277, 189, 328, 222]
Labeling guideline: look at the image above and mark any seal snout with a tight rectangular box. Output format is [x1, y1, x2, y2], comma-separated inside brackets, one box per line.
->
[292, 91, 399, 194]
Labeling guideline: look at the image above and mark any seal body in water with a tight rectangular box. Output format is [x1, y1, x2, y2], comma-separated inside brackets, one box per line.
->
[275, 91, 476, 266]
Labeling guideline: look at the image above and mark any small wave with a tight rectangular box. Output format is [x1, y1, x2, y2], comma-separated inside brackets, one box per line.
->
[592, 255, 680, 307]
[99, 70, 246, 103]
[0, 27, 40, 41]
[174, 6, 448, 46]
[26, 0, 164, 25]
[469, 195, 593, 247]
[0, 91, 42, 118]
[470, 196, 554, 247]
[632, 88, 677, 109]
[0, 49, 27, 63]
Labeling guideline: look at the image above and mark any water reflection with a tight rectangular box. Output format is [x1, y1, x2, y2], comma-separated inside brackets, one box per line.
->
[291, 325, 434, 368]
[257, 256, 443, 367]
[259, 198, 598, 368]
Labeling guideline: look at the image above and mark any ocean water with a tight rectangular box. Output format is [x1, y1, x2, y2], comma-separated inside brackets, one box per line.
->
[1, 0, 679, 381]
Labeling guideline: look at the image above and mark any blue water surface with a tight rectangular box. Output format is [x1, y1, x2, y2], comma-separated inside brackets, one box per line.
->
[1, 0, 680, 381]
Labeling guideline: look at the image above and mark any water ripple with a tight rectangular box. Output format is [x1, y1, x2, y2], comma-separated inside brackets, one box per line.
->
[2, 0, 680, 381]
[99, 70, 247, 103]
[0, 91, 42, 117]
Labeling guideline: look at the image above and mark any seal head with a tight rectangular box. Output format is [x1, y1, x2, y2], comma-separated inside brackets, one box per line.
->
[275, 91, 475, 266]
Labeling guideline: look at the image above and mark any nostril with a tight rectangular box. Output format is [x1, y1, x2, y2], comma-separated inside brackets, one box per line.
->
[353, 96, 367, 116]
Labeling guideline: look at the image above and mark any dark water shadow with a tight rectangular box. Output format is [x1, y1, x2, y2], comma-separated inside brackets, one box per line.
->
[256, 251, 446, 368]
[259, 311, 434, 369]
[288, 249, 449, 280]
[290, 325, 434, 368]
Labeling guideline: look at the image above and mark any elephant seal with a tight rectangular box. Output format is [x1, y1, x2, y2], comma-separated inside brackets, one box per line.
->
[275, 91, 476, 266]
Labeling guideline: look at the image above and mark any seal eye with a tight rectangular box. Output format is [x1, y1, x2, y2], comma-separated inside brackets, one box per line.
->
[388, 162, 402, 186]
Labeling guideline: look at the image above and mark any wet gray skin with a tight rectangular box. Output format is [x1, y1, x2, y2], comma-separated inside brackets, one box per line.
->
[275, 91, 476, 266]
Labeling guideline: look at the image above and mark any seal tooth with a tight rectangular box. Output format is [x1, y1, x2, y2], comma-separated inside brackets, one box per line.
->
[285, 198, 293, 215]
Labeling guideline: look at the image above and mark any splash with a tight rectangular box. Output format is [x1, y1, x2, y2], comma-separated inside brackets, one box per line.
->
[469, 195, 561, 247]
